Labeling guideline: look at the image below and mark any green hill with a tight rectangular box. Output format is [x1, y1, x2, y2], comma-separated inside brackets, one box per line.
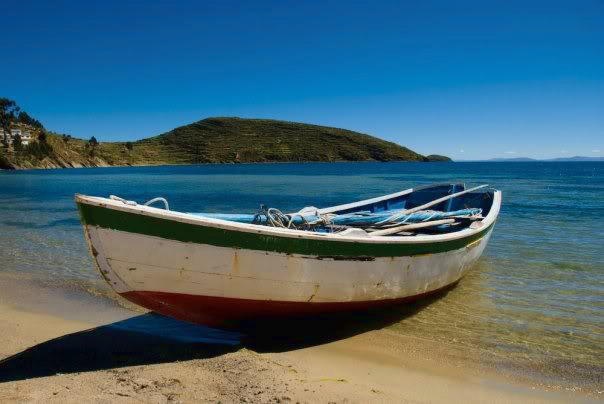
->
[2, 115, 452, 169]
[140, 117, 427, 164]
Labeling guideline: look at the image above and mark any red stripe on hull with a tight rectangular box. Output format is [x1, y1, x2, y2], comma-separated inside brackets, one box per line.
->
[121, 285, 456, 327]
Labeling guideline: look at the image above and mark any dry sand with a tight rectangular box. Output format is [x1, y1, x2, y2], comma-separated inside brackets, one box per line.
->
[0, 279, 596, 403]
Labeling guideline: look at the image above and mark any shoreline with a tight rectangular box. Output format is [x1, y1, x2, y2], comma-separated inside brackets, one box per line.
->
[0, 159, 447, 172]
[2, 159, 601, 173]
[0, 275, 594, 403]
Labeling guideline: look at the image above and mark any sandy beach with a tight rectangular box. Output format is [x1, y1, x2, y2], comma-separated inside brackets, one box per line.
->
[0, 275, 591, 404]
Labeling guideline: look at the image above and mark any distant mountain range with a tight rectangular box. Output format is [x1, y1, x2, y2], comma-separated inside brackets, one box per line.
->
[549, 156, 604, 162]
[459, 156, 604, 162]
[488, 157, 537, 162]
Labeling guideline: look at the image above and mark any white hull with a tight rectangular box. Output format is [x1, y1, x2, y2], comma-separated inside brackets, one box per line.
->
[87, 225, 492, 303]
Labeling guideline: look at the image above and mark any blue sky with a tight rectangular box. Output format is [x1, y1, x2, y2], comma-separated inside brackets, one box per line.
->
[2, 0, 602, 160]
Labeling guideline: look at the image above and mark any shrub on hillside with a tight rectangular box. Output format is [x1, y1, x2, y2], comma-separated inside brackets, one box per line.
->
[25, 139, 53, 160]
[38, 130, 48, 143]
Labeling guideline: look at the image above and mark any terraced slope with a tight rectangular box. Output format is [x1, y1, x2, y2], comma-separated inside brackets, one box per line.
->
[141, 117, 426, 163]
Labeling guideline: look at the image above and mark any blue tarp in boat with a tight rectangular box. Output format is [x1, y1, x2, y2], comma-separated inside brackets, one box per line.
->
[189, 208, 481, 227]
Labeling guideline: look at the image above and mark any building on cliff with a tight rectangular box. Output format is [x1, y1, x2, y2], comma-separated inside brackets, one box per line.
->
[0, 128, 32, 146]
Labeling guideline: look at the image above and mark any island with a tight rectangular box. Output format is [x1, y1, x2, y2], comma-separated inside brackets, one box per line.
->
[1, 99, 451, 170]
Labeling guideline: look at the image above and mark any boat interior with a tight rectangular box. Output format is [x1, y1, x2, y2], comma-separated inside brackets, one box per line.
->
[188, 183, 496, 237]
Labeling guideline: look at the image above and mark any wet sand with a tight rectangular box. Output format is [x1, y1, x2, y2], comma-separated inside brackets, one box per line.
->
[0, 278, 595, 403]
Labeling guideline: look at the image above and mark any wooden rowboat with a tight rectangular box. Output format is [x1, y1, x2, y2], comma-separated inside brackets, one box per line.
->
[76, 183, 501, 326]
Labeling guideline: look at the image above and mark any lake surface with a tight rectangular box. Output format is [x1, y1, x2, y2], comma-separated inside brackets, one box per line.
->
[1, 162, 602, 390]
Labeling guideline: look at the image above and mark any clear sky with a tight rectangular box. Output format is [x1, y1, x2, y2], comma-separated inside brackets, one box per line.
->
[2, 0, 602, 160]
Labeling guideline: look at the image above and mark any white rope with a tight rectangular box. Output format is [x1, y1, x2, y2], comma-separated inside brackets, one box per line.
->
[109, 195, 169, 210]
[266, 208, 289, 228]
[109, 195, 137, 206]
[144, 197, 170, 210]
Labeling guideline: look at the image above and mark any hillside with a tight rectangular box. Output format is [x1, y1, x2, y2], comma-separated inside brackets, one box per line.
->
[141, 117, 432, 164]
[2, 116, 451, 169]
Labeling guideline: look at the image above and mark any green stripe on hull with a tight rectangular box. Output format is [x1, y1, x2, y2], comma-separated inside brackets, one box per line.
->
[77, 203, 492, 257]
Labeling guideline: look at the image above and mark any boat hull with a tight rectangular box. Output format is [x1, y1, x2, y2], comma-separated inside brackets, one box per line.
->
[81, 218, 493, 326]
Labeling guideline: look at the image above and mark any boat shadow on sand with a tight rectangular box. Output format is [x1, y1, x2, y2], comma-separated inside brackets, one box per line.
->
[0, 285, 455, 383]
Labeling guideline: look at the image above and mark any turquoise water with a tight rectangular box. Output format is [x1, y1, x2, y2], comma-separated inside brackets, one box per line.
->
[1, 162, 603, 389]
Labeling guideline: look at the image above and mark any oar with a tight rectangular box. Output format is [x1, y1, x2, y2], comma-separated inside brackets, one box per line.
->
[369, 219, 455, 236]
[378, 184, 489, 225]
[406, 184, 488, 214]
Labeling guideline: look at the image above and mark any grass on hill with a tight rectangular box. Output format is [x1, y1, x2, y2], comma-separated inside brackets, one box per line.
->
[144, 117, 426, 163]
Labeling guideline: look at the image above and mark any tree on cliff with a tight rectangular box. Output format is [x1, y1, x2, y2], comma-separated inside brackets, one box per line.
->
[1, 98, 45, 142]
[17, 111, 43, 129]
[13, 133, 22, 151]
[87, 136, 99, 157]
[0, 98, 20, 145]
